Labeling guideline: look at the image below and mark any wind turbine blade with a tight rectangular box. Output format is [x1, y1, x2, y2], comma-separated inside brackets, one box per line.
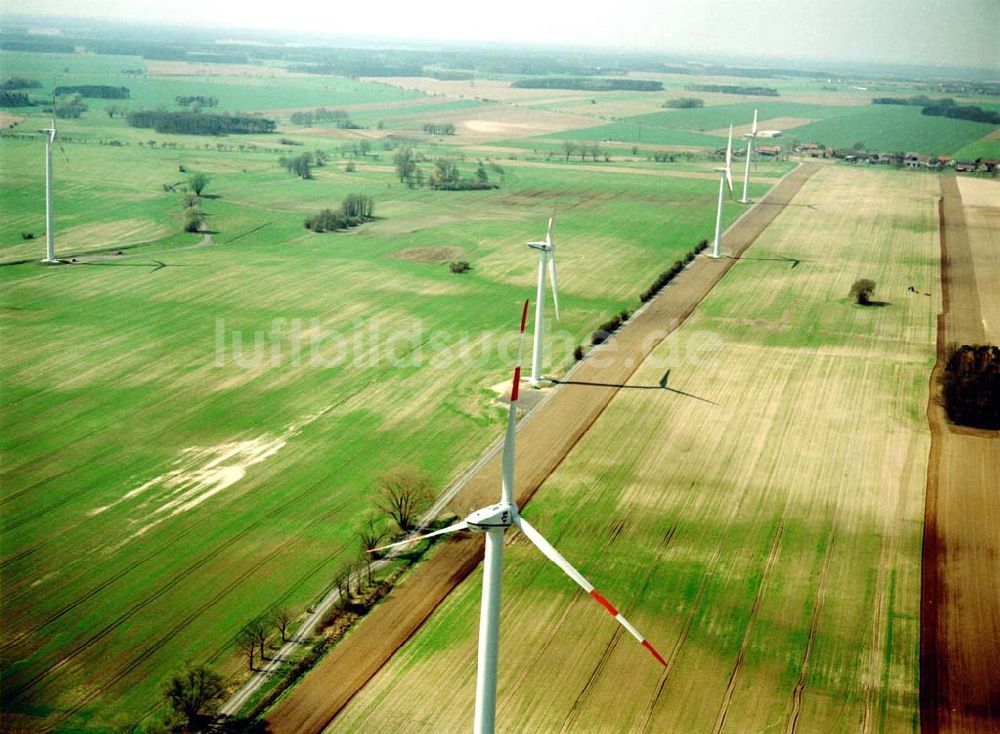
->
[502, 299, 530, 504]
[725, 125, 733, 170]
[515, 516, 667, 666]
[367, 521, 469, 554]
[546, 215, 554, 246]
[725, 167, 733, 194]
[751, 109, 758, 136]
[548, 254, 560, 321]
[511, 298, 530, 401]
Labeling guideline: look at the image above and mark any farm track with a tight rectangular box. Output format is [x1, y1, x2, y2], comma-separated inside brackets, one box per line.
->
[919, 175, 1000, 734]
[265, 162, 821, 734]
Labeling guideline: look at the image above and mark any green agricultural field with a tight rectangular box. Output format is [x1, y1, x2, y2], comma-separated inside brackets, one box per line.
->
[328, 165, 938, 733]
[0, 85, 760, 729]
[0, 50, 422, 114]
[537, 97, 998, 156]
[790, 105, 998, 156]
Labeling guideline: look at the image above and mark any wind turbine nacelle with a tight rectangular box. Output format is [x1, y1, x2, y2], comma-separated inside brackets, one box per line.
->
[466, 503, 517, 530]
[527, 241, 551, 251]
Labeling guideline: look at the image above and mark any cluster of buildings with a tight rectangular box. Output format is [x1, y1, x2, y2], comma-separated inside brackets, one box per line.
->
[795, 143, 998, 173]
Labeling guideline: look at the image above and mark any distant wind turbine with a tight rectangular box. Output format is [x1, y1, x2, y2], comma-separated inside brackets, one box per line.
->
[526, 217, 560, 385]
[39, 101, 59, 264]
[740, 109, 758, 205]
[371, 299, 666, 734]
[712, 125, 734, 259]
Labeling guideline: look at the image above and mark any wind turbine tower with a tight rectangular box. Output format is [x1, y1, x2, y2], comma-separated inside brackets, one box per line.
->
[712, 125, 734, 259]
[370, 300, 666, 734]
[740, 109, 758, 204]
[526, 217, 559, 385]
[39, 112, 58, 263]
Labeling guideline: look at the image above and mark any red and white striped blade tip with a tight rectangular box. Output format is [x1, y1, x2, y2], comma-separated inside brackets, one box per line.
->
[516, 516, 666, 666]
[510, 299, 530, 401]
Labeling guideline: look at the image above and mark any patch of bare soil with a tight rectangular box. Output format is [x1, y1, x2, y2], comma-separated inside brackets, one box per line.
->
[920, 174, 1000, 734]
[265, 162, 822, 734]
[0, 112, 26, 129]
[391, 246, 464, 264]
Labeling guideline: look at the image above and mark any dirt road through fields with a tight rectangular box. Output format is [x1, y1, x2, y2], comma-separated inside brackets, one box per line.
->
[266, 162, 821, 734]
[920, 175, 1000, 734]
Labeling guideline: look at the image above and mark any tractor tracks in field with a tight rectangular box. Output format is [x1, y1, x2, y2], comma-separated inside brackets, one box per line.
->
[712, 520, 786, 734]
[785, 518, 838, 734]
[265, 162, 821, 734]
[3, 367, 401, 713]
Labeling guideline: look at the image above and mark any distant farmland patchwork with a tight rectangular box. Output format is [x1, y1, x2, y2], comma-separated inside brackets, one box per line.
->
[0, 41, 997, 732]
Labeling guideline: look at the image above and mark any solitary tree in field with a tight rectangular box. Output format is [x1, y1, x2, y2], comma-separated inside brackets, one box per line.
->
[849, 278, 877, 305]
[163, 664, 225, 729]
[377, 465, 432, 532]
[188, 173, 208, 196]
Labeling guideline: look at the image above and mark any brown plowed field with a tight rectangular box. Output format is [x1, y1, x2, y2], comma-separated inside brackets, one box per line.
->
[920, 175, 1000, 734]
[265, 164, 823, 734]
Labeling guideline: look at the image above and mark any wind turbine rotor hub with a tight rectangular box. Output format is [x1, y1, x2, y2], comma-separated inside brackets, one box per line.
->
[466, 503, 517, 530]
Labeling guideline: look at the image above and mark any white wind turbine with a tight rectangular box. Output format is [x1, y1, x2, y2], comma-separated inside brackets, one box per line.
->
[740, 109, 758, 204]
[526, 217, 559, 386]
[370, 299, 666, 734]
[711, 125, 734, 259]
[39, 104, 59, 264]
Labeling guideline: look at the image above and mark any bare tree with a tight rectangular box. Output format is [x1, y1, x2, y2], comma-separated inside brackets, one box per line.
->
[240, 617, 269, 662]
[377, 465, 432, 532]
[272, 607, 294, 643]
[235, 625, 257, 671]
[359, 518, 387, 585]
[562, 140, 576, 161]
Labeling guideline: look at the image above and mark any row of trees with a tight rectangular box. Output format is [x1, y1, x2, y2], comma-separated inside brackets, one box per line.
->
[639, 239, 709, 302]
[559, 141, 607, 162]
[1, 77, 41, 90]
[182, 174, 209, 233]
[871, 95, 1000, 124]
[923, 102, 1000, 125]
[512, 78, 662, 92]
[289, 107, 360, 128]
[126, 110, 276, 135]
[278, 150, 328, 179]
[0, 90, 33, 107]
[304, 193, 375, 232]
[942, 344, 1000, 429]
[54, 84, 129, 99]
[231, 465, 432, 678]
[422, 122, 456, 135]
[663, 97, 704, 108]
[392, 146, 501, 190]
[176, 95, 218, 108]
[684, 84, 779, 96]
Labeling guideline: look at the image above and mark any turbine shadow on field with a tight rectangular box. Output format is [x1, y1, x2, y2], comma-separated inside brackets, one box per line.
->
[553, 375, 718, 405]
[69, 260, 195, 273]
[727, 254, 807, 268]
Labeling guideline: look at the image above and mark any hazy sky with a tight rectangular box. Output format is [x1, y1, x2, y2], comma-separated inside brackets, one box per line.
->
[7, 0, 999, 69]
